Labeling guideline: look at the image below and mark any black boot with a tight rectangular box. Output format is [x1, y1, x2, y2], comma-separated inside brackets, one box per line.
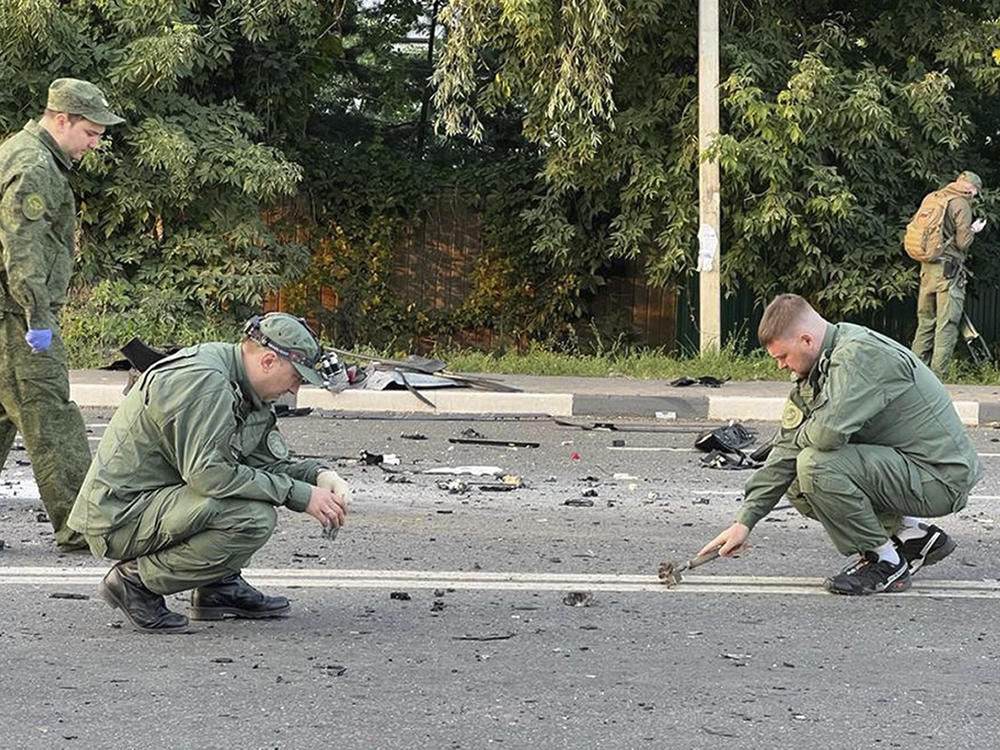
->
[189, 573, 291, 620]
[98, 560, 189, 633]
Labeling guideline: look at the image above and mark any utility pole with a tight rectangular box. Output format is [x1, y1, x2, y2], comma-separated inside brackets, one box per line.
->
[697, 0, 721, 352]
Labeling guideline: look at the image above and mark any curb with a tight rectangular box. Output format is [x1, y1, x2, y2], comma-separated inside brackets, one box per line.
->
[68, 382, 986, 425]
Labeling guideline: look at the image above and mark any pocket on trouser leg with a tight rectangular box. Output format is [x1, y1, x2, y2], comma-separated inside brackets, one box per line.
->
[786, 483, 818, 521]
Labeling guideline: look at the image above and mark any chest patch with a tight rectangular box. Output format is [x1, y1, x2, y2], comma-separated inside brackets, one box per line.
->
[781, 401, 805, 429]
[21, 193, 46, 221]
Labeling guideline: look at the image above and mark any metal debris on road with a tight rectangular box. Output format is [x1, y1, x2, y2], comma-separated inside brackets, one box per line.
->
[448, 437, 540, 448]
[657, 547, 722, 587]
[561, 591, 594, 607]
[453, 632, 516, 641]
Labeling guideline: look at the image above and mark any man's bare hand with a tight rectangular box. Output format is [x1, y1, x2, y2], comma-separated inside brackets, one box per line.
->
[306, 485, 348, 529]
[698, 522, 750, 558]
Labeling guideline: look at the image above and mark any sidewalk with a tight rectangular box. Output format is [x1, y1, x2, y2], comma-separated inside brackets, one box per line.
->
[69, 370, 1000, 425]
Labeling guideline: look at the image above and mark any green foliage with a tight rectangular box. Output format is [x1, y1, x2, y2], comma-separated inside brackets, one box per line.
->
[433, 0, 1000, 317]
[0, 0, 339, 333]
[61, 279, 238, 367]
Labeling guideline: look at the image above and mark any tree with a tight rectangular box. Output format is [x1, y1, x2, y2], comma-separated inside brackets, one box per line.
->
[433, 0, 1000, 319]
[0, 0, 342, 355]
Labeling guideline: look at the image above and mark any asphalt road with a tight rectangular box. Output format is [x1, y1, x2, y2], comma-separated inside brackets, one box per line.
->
[1, 409, 998, 749]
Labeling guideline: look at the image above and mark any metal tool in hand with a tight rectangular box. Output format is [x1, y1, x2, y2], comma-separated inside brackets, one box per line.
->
[657, 546, 722, 587]
[322, 523, 339, 541]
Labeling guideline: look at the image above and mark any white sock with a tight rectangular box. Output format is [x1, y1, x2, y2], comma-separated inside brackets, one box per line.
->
[895, 518, 928, 542]
[872, 540, 900, 565]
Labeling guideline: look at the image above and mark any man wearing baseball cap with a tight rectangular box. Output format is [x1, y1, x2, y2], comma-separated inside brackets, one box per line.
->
[0, 78, 124, 552]
[69, 313, 352, 633]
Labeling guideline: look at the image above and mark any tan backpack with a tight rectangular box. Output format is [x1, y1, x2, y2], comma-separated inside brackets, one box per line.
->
[903, 190, 953, 262]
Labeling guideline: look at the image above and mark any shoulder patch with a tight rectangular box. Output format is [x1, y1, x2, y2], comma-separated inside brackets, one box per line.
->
[266, 430, 291, 460]
[21, 193, 46, 221]
[781, 401, 805, 429]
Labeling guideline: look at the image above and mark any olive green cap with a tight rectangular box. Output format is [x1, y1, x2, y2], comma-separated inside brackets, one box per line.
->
[957, 170, 983, 192]
[46, 78, 124, 126]
[246, 313, 325, 386]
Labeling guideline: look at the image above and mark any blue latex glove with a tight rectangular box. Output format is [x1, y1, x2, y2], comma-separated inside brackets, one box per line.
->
[25, 328, 52, 353]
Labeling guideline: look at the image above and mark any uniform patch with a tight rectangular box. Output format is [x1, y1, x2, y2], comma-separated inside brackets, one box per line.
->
[781, 401, 805, 429]
[266, 430, 290, 459]
[21, 192, 46, 221]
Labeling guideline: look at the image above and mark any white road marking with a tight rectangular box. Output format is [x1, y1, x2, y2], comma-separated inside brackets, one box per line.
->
[1, 566, 997, 599]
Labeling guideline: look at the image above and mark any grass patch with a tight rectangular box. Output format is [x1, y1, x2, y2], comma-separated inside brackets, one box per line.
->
[440, 342, 785, 381]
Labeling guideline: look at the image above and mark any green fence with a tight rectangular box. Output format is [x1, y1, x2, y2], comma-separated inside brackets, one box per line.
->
[675, 280, 999, 363]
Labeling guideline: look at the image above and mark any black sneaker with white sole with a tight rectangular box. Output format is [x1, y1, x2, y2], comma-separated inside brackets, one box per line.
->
[892, 523, 956, 574]
[824, 551, 911, 595]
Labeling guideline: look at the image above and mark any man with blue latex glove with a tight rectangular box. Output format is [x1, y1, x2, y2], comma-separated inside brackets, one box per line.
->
[24, 328, 52, 353]
[0, 78, 124, 552]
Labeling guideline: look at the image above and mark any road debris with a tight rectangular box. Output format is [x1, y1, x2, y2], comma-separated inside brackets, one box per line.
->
[360, 451, 400, 466]
[561, 591, 594, 607]
[657, 547, 722, 587]
[453, 632, 516, 641]
[669, 376, 729, 387]
[699, 450, 761, 470]
[448, 437, 540, 448]
[694, 422, 755, 453]
[424, 466, 503, 476]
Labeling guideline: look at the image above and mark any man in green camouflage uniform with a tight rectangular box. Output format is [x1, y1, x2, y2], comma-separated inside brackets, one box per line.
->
[0, 79, 124, 551]
[69, 313, 353, 633]
[911, 170, 986, 378]
[700, 294, 981, 595]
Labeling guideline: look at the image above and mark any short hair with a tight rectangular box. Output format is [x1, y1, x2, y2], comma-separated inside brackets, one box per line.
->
[757, 294, 816, 346]
[43, 108, 85, 124]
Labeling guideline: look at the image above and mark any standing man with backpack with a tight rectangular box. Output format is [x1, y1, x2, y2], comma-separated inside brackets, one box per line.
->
[906, 171, 986, 378]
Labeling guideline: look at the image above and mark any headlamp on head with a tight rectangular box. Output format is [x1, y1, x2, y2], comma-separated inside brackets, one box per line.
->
[243, 313, 347, 391]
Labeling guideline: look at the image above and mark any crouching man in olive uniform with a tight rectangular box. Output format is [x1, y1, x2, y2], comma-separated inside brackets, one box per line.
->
[698, 294, 981, 595]
[69, 313, 352, 632]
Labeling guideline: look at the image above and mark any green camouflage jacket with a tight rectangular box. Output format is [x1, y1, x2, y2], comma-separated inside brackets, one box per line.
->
[0, 120, 76, 329]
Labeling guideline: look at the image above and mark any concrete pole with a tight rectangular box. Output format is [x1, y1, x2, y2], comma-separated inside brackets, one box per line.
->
[697, 0, 721, 352]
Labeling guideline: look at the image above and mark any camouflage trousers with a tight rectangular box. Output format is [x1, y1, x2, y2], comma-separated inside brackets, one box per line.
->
[786, 445, 967, 556]
[0, 313, 90, 549]
[88, 485, 277, 594]
[912, 259, 966, 378]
